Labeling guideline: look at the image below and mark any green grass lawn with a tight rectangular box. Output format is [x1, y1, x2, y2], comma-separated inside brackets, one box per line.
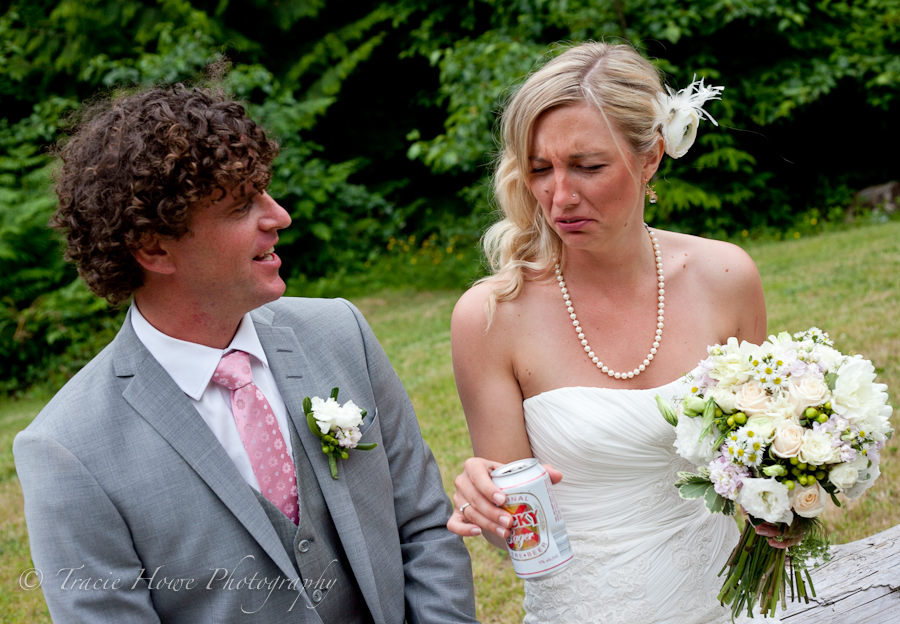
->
[2, 221, 898, 622]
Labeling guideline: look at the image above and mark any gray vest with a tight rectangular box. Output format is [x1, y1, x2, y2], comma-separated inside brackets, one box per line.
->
[254, 417, 373, 624]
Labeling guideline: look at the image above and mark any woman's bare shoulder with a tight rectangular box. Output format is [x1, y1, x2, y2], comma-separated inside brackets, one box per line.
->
[452, 277, 533, 334]
[658, 230, 760, 289]
[657, 230, 766, 342]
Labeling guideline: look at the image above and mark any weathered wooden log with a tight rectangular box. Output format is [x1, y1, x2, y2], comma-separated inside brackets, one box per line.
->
[780, 523, 900, 623]
[848, 181, 900, 221]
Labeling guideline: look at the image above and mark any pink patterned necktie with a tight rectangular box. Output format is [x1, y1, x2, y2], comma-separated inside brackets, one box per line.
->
[212, 350, 299, 524]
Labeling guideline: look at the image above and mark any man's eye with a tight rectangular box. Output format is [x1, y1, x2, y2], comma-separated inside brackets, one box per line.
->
[581, 165, 604, 171]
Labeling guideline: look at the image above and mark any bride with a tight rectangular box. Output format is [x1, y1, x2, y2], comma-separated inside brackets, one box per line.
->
[446, 42, 774, 623]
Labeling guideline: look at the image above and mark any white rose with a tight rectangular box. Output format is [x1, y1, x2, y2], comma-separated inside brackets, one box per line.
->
[311, 397, 364, 435]
[771, 421, 805, 458]
[827, 462, 860, 493]
[799, 431, 840, 466]
[673, 413, 718, 466]
[832, 357, 889, 423]
[746, 414, 778, 441]
[788, 376, 831, 416]
[791, 482, 828, 518]
[737, 478, 794, 524]
[734, 381, 771, 415]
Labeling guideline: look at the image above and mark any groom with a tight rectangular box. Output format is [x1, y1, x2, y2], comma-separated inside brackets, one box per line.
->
[14, 83, 478, 623]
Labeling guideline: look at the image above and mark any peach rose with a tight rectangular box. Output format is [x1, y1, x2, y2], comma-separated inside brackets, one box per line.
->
[734, 381, 771, 415]
[789, 376, 830, 417]
[791, 481, 827, 518]
[771, 421, 804, 458]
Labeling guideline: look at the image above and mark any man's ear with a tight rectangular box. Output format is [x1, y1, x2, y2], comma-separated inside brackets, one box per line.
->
[132, 233, 176, 275]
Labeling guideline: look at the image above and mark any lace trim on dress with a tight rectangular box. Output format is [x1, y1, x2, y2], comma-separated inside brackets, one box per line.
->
[523, 527, 739, 624]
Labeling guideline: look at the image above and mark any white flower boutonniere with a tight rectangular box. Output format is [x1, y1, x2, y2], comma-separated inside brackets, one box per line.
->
[303, 387, 377, 479]
[653, 76, 725, 159]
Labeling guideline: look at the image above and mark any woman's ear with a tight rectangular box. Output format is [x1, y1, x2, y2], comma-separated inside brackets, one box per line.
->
[642, 138, 665, 182]
[132, 233, 176, 275]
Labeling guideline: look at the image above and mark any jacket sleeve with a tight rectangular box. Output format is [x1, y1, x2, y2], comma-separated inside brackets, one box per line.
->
[340, 299, 480, 624]
[14, 431, 161, 624]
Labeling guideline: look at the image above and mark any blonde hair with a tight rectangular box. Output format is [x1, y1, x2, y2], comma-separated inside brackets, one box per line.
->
[481, 41, 664, 324]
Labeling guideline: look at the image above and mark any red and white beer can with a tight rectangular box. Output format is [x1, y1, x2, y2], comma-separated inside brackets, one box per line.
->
[491, 458, 573, 580]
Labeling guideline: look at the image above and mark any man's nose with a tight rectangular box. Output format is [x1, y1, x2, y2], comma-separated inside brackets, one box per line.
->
[260, 192, 292, 230]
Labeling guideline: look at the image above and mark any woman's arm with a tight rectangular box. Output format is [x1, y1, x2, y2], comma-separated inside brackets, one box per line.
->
[446, 284, 559, 547]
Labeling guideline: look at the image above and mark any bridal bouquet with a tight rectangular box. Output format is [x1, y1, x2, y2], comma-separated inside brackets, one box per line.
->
[656, 328, 893, 619]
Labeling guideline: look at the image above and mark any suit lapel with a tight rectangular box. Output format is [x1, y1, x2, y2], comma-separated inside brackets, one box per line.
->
[253, 310, 385, 624]
[112, 314, 299, 583]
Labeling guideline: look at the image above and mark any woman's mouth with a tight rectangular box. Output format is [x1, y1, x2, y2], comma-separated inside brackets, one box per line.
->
[556, 219, 591, 232]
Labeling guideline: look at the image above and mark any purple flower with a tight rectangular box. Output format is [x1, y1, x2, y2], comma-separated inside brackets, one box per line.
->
[708, 455, 750, 500]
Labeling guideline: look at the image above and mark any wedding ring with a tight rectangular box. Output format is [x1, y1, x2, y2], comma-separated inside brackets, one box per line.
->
[458, 502, 472, 514]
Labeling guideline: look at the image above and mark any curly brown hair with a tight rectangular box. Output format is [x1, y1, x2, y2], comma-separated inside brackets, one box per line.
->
[51, 83, 279, 304]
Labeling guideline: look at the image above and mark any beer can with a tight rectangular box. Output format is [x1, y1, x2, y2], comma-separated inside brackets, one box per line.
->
[491, 458, 573, 580]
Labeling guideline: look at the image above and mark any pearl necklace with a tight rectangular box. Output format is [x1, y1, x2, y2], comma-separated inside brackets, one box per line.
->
[554, 224, 664, 380]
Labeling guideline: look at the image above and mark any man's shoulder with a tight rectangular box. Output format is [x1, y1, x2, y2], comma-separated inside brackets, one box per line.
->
[19, 325, 133, 441]
[255, 297, 364, 331]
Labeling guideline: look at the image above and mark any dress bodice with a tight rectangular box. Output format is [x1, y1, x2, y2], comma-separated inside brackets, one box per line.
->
[523, 376, 704, 535]
[519, 377, 762, 624]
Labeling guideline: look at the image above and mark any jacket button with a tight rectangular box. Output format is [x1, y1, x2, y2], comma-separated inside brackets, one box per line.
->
[312, 589, 324, 603]
[298, 539, 311, 553]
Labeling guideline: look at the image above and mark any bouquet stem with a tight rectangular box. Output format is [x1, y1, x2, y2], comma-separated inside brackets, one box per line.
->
[718, 522, 816, 619]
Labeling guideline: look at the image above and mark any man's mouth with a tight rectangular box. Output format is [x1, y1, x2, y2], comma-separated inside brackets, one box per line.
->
[254, 246, 276, 261]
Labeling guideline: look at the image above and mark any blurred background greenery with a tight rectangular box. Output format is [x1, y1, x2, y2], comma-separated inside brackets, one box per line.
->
[1, 0, 899, 395]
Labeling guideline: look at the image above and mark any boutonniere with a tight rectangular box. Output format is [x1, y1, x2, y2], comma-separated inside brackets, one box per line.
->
[303, 387, 377, 479]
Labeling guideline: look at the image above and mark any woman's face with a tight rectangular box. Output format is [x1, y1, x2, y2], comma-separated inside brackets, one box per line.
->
[527, 102, 660, 251]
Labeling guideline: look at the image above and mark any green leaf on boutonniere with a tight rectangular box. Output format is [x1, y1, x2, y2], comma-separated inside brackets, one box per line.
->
[355, 443, 377, 451]
[303, 397, 323, 439]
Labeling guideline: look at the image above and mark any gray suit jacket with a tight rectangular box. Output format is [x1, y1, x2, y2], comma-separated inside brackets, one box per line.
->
[14, 297, 478, 623]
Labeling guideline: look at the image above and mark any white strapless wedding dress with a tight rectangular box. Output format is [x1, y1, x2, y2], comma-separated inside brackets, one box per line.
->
[521, 375, 769, 624]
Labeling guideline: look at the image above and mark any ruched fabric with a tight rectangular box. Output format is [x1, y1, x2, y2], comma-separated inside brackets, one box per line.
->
[521, 376, 778, 624]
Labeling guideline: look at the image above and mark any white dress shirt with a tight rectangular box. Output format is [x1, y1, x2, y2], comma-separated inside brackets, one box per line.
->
[130, 303, 293, 492]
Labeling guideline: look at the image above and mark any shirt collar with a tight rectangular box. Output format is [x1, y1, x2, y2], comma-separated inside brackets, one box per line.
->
[130, 303, 270, 401]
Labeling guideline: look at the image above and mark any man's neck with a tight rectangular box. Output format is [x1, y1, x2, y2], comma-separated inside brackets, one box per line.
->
[132, 291, 243, 349]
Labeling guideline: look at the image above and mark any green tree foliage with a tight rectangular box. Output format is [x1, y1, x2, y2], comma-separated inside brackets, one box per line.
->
[1, 0, 897, 391]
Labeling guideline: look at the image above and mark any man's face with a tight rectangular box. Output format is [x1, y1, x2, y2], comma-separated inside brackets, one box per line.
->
[162, 185, 292, 320]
